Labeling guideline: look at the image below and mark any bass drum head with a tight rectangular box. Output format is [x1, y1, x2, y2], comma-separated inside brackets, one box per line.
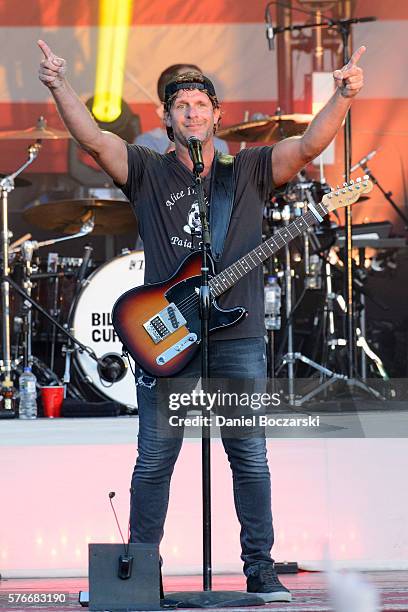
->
[72, 250, 144, 408]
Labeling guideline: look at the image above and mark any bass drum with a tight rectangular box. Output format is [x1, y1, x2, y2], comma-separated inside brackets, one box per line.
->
[72, 250, 145, 408]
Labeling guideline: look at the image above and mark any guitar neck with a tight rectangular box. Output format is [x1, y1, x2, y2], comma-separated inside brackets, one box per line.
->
[210, 201, 329, 298]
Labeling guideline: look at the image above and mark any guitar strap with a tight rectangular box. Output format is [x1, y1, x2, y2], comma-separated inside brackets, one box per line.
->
[208, 151, 235, 262]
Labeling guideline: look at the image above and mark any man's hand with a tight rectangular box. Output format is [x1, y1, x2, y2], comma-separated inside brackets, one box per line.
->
[38, 39, 67, 90]
[333, 45, 366, 98]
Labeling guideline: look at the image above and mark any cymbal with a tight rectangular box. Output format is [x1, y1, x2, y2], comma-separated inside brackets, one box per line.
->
[217, 113, 314, 143]
[0, 173, 31, 187]
[23, 199, 137, 236]
[0, 125, 71, 140]
[0, 116, 71, 140]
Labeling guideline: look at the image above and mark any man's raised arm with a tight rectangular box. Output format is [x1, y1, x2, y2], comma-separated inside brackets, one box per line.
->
[271, 46, 366, 187]
[37, 39, 128, 185]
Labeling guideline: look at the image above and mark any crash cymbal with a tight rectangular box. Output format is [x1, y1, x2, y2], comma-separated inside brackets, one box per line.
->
[0, 173, 31, 187]
[23, 199, 137, 236]
[0, 116, 71, 140]
[217, 113, 313, 143]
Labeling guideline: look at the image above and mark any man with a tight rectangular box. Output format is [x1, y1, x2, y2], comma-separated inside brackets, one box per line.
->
[135, 63, 229, 154]
[38, 38, 365, 602]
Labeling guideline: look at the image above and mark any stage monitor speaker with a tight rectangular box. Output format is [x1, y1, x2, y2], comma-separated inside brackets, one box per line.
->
[88, 542, 160, 611]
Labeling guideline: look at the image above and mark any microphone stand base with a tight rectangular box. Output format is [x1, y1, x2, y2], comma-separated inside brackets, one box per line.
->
[162, 590, 265, 608]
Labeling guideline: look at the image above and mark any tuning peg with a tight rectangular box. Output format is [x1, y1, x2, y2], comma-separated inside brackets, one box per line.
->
[349, 179, 354, 185]
[343, 182, 348, 187]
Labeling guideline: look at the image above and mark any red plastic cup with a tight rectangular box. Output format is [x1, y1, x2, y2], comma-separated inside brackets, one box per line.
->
[41, 386, 64, 418]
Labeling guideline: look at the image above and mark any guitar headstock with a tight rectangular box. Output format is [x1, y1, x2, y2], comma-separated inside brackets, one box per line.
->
[322, 175, 373, 213]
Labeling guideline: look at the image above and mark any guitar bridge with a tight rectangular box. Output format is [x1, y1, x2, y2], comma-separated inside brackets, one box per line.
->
[143, 303, 187, 344]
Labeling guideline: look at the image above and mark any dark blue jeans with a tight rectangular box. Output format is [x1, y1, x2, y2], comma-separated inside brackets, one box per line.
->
[130, 337, 274, 574]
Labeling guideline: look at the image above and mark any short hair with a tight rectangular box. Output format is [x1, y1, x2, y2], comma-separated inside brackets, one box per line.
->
[157, 63, 201, 102]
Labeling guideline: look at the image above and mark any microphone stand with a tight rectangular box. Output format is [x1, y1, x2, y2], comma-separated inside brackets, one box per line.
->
[195, 169, 212, 592]
[361, 164, 408, 230]
[268, 11, 384, 397]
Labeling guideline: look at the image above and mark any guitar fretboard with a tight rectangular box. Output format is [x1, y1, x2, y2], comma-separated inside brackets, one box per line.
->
[209, 201, 328, 298]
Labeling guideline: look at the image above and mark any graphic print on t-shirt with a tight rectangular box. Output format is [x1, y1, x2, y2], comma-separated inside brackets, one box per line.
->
[162, 183, 208, 251]
[183, 201, 202, 236]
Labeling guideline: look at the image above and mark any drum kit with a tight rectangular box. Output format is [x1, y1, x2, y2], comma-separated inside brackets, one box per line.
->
[0, 119, 144, 413]
[0, 112, 389, 415]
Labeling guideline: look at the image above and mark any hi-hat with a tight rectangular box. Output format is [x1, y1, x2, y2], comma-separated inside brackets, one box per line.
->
[23, 199, 137, 236]
[0, 117, 71, 140]
[217, 113, 313, 143]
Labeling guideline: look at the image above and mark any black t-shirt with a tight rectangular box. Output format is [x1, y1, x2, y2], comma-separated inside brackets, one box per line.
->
[119, 144, 275, 340]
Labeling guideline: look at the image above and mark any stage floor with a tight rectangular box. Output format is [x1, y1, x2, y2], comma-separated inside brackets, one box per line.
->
[0, 571, 407, 611]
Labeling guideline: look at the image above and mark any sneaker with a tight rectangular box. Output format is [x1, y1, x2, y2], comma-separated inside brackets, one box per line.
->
[247, 562, 292, 602]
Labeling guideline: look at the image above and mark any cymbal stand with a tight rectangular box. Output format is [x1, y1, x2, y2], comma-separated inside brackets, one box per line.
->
[282, 208, 295, 402]
[0, 143, 41, 386]
[360, 163, 408, 230]
[277, 203, 347, 405]
[2, 221, 95, 381]
[19, 240, 36, 368]
[15, 222, 94, 375]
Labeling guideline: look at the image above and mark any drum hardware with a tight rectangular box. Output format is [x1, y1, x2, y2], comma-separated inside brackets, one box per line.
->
[0, 145, 106, 401]
[10, 220, 94, 370]
[9, 233, 32, 252]
[268, 172, 384, 404]
[5, 272, 117, 391]
[217, 113, 313, 143]
[0, 174, 31, 188]
[1, 143, 42, 393]
[0, 116, 71, 141]
[23, 198, 137, 236]
[97, 354, 128, 384]
[70, 250, 145, 408]
[61, 245, 94, 396]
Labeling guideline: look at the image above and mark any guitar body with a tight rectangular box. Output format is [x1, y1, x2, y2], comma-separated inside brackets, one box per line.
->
[112, 251, 246, 377]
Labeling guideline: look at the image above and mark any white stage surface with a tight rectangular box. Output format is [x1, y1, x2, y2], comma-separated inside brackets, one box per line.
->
[1, 416, 408, 577]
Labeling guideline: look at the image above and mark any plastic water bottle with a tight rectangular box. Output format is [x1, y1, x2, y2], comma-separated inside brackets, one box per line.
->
[19, 367, 37, 420]
[264, 275, 281, 331]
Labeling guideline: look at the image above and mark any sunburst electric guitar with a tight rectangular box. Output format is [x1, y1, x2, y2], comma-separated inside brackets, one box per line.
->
[112, 177, 372, 376]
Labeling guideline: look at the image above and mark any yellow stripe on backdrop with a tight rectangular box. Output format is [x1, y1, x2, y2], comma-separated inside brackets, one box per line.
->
[92, 0, 134, 122]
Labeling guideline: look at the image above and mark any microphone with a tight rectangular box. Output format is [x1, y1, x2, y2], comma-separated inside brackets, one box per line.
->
[265, 5, 275, 51]
[108, 491, 133, 580]
[187, 136, 204, 174]
[350, 149, 379, 173]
